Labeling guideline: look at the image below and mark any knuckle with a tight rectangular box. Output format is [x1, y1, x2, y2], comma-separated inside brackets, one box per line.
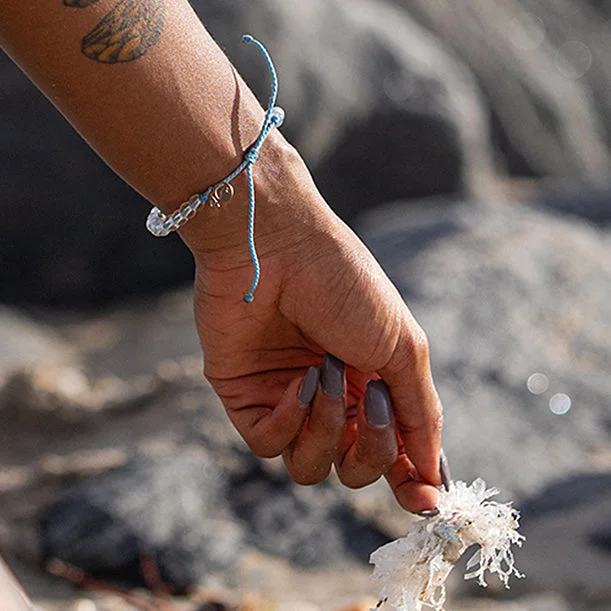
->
[385, 323, 431, 376]
[406, 324, 430, 364]
[430, 402, 444, 434]
[337, 446, 396, 489]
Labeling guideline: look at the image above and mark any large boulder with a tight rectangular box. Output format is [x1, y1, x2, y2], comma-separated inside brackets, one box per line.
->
[401, 0, 611, 181]
[196, 0, 494, 220]
[40, 449, 389, 590]
[495, 473, 611, 605]
[537, 184, 611, 228]
[40, 450, 244, 590]
[358, 199, 611, 499]
[0, 54, 194, 305]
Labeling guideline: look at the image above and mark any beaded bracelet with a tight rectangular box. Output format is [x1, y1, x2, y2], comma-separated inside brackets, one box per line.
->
[145, 34, 285, 303]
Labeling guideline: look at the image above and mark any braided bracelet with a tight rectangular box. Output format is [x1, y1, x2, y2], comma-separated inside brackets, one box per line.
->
[145, 34, 285, 303]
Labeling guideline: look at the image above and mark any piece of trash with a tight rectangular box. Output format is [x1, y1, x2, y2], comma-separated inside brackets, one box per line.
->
[369, 479, 525, 611]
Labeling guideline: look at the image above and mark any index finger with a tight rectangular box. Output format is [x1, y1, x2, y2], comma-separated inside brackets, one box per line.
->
[379, 323, 443, 486]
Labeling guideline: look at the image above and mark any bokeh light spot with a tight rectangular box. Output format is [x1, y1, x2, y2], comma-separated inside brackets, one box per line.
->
[527, 372, 549, 395]
[509, 14, 546, 50]
[549, 392, 572, 415]
[555, 41, 593, 79]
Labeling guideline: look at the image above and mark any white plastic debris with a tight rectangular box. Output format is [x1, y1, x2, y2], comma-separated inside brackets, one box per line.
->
[369, 479, 525, 611]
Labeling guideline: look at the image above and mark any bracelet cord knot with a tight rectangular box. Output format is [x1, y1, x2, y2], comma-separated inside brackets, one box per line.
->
[144, 34, 284, 304]
[244, 148, 260, 164]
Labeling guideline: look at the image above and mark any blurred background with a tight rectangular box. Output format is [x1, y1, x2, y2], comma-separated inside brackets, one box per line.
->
[1, 0, 610, 609]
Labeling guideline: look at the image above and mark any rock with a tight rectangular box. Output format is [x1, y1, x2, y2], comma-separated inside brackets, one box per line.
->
[40, 447, 390, 591]
[589, 522, 611, 552]
[0, 308, 74, 377]
[401, 0, 611, 181]
[195, 0, 494, 221]
[40, 450, 243, 590]
[228, 461, 389, 568]
[0, 365, 164, 433]
[537, 184, 611, 228]
[507, 473, 611, 605]
[0, 49, 194, 306]
[358, 199, 611, 499]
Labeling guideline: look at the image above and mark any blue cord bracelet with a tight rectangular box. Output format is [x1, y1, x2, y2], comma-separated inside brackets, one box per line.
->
[145, 34, 285, 303]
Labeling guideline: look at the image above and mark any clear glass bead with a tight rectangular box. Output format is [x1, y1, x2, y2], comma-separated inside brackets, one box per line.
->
[270, 106, 285, 128]
[146, 207, 171, 237]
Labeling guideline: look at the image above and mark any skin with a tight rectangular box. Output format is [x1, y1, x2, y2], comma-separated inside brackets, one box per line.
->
[0, 0, 443, 516]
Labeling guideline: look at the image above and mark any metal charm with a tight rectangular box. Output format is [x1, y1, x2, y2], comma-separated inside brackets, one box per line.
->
[209, 182, 234, 208]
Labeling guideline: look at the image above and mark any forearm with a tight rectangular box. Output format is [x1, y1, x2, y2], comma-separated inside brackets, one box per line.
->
[0, 0, 315, 255]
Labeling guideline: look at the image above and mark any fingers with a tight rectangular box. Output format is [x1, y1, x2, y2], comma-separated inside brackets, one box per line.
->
[385, 451, 441, 513]
[283, 354, 347, 485]
[334, 380, 398, 488]
[379, 322, 444, 487]
[225, 375, 310, 458]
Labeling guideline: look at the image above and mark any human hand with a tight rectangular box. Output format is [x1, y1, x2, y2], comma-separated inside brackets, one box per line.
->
[187, 143, 444, 513]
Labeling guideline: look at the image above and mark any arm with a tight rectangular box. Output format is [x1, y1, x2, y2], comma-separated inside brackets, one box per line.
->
[0, 0, 444, 511]
[0, 0, 286, 252]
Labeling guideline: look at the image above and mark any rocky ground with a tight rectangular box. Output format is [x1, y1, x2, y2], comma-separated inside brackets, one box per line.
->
[1, 193, 610, 610]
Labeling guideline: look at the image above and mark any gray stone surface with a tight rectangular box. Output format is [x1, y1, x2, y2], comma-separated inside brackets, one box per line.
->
[537, 184, 611, 228]
[402, 0, 611, 181]
[40, 450, 244, 590]
[0, 52, 194, 305]
[359, 199, 611, 499]
[501, 474, 611, 606]
[0, 308, 73, 377]
[228, 462, 388, 569]
[196, 0, 493, 221]
[40, 447, 390, 589]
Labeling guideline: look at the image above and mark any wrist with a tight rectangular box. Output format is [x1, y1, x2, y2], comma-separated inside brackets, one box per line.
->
[176, 132, 326, 266]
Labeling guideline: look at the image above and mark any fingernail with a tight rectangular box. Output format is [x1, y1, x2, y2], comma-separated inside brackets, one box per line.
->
[440, 448, 451, 491]
[298, 366, 319, 407]
[321, 353, 344, 398]
[365, 380, 392, 427]
[414, 508, 440, 518]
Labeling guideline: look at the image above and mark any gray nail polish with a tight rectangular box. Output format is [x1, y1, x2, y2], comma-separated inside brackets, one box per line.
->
[298, 366, 319, 407]
[440, 448, 451, 491]
[321, 353, 344, 397]
[414, 508, 440, 518]
[365, 380, 392, 427]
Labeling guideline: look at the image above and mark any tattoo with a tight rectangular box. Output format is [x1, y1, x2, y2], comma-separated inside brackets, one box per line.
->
[63, 0, 99, 7]
[65, 0, 165, 63]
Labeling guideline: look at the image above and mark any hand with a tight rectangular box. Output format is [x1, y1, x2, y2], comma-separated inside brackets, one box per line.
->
[189, 148, 444, 513]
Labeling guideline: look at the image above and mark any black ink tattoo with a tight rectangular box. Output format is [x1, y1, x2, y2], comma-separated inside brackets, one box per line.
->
[63, 0, 99, 7]
[78, 0, 165, 63]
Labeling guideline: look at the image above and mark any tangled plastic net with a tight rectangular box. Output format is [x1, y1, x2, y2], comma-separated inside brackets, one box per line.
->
[370, 479, 525, 611]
